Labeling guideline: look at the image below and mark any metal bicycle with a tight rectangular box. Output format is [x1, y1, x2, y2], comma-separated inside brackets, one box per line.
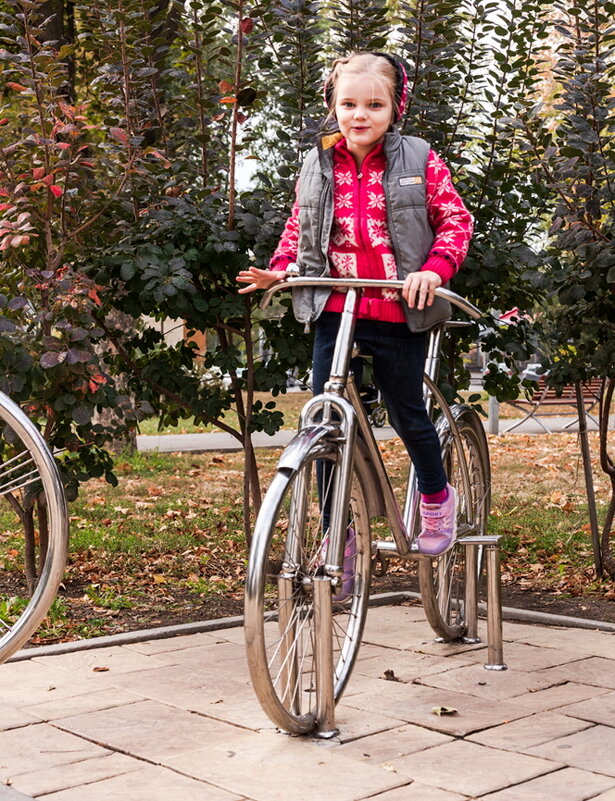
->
[244, 277, 490, 736]
[0, 391, 69, 663]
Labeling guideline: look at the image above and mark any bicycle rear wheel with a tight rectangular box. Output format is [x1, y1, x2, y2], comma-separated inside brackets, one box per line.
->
[245, 439, 371, 734]
[419, 406, 490, 641]
[0, 393, 69, 663]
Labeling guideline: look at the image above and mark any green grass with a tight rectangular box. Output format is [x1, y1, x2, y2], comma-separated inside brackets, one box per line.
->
[1, 430, 612, 645]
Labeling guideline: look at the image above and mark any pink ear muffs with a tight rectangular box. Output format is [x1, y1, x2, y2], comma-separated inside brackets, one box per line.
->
[323, 52, 409, 124]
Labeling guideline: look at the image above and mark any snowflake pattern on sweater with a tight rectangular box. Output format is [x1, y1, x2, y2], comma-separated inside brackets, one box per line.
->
[270, 138, 473, 321]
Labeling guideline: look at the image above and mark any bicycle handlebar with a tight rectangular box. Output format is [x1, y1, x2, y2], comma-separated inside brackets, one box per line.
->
[259, 276, 483, 320]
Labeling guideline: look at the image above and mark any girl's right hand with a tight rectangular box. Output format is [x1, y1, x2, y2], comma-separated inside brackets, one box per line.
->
[236, 267, 286, 294]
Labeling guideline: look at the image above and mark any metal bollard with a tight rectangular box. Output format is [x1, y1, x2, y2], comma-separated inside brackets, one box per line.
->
[488, 395, 500, 435]
[462, 542, 481, 644]
[313, 577, 339, 738]
[484, 542, 507, 670]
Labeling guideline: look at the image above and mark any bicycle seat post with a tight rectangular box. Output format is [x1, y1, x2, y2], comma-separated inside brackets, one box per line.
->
[423, 325, 444, 414]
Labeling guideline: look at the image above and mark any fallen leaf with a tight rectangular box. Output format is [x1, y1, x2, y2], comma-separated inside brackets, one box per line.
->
[432, 706, 458, 717]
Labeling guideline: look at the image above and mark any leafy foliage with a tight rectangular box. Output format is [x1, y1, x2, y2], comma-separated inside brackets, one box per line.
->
[5, 0, 612, 553]
[525, 2, 615, 385]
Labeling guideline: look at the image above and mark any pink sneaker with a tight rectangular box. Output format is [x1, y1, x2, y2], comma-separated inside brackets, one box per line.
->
[417, 484, 457, 555]
[321, 527, 357, 602]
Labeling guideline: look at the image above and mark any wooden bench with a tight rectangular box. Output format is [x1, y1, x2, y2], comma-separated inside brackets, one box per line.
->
[503, 376, 603, 433]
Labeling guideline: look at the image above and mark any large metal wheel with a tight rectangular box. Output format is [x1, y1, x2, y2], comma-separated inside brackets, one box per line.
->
[245, 441, 371, 734]
[0, 392, 69, 663]
[419, 406, 490, 641]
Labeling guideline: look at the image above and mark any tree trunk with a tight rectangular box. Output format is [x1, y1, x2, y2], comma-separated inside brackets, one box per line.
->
[38, 0, 64, 43]
[577, 377, 615, 579]
[598, 378, 615, 578]
[23, 500, 37, 595]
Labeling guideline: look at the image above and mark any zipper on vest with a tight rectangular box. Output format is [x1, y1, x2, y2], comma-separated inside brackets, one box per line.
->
[355, 162, 369, 253]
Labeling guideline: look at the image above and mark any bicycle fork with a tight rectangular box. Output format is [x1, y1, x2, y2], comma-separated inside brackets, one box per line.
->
[291, 392, 357, 737]
[299, 289, 362, 737]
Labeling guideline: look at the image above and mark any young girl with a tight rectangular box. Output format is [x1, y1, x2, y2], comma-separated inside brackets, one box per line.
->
[237, 51, 473, 556]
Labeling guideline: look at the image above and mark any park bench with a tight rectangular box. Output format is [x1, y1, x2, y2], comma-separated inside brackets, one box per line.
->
[503, 375, 603, 434]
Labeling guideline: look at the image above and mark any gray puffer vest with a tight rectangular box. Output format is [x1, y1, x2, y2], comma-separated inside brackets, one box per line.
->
[291, 129, 451, 333]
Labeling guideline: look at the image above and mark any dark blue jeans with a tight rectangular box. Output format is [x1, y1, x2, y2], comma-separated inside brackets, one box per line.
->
[312, 312, 447, 495]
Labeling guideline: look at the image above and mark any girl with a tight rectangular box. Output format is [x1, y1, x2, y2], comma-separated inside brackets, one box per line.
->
[237, 52, 473, 556]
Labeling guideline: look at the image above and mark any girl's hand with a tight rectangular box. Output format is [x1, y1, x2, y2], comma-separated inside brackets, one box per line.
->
[402, 270, 443, 311]
[236, 267, 286, 294]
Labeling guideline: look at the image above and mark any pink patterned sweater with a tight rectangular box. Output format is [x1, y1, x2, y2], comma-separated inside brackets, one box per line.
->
[270, 137, 473, 322]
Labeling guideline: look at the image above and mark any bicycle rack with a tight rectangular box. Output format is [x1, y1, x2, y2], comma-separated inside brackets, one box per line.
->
[313, 535, 507, 738]
[314, 577, 339, 739]
[459, 535, 507, 671]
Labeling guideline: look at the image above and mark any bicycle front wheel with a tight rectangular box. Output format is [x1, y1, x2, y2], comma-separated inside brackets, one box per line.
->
[0, 393, 69, 663]
[245, 440, 371, 734]
[419, 406, 490, 641]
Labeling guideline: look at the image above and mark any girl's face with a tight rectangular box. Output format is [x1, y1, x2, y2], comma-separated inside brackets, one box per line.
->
[334, 73, 394, 161]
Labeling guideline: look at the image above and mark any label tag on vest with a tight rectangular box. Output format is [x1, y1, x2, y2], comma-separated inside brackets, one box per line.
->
[399, 175, 423, 186]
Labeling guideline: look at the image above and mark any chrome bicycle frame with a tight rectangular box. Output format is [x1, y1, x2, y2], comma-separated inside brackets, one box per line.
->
[260, 278, 482, 575]
[254, 277, 484, 736]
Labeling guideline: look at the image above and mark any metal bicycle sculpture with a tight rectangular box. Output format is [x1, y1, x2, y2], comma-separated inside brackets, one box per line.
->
[244, 277, 491, 737]
[0, 391, 69, 664]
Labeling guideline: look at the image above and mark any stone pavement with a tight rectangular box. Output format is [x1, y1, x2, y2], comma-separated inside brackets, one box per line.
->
[2, 605, 615, 800]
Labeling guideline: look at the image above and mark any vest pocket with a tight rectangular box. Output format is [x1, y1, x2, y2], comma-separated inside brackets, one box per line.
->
[391, 173, 426, 208]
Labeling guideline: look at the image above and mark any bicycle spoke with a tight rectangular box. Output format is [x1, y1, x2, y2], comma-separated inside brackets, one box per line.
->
[0, 452, 41, 496]
[0, 394, 68, 665]
[246, 441, 371, 732]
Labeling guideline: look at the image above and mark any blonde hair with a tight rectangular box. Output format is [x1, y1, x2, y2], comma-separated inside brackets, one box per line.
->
[324, 52, 398, 123]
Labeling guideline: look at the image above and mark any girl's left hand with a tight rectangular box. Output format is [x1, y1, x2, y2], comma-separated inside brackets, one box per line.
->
[402, 270, 443, 311]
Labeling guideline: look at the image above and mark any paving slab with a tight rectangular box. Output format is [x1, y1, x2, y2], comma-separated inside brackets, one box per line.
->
[0, 707, 38, 732]
[415, 660, 562, 700]
[167, 728, 407, 801]
[146, 640, 247, 671]
[559, 689, 615, 726]
[333, 722, 453, 763]
[0, 661, 102, 707]
[352, 648, 479, 684]
[467, 711, 592, 751]
[54, 699, 243, 763]
[0, 785, 33, 800]
[537, 656, 615, 690]
[321, 703, 408, 743]
[506, 681, 611, 714]
[525, 724, 615, 775]
[506, 626, 615, 658]
[0, 723, 110, 783]
[2, 605, 615, 801]
[121, 631, 229, 655]
[100, 662, 274, 730]
[32, 646, 171, 676]
[23, 688, 140, 722]
[474, 766, 615, 801]
[386, 739, 558, 797]
[341, 676, 537, 736]
[361, 608, 450, 650]
[474, 640, 584, 672]
[8, 753, 140, 798]
[37, 765, 242, 801]
[367, 784, 467, 800]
